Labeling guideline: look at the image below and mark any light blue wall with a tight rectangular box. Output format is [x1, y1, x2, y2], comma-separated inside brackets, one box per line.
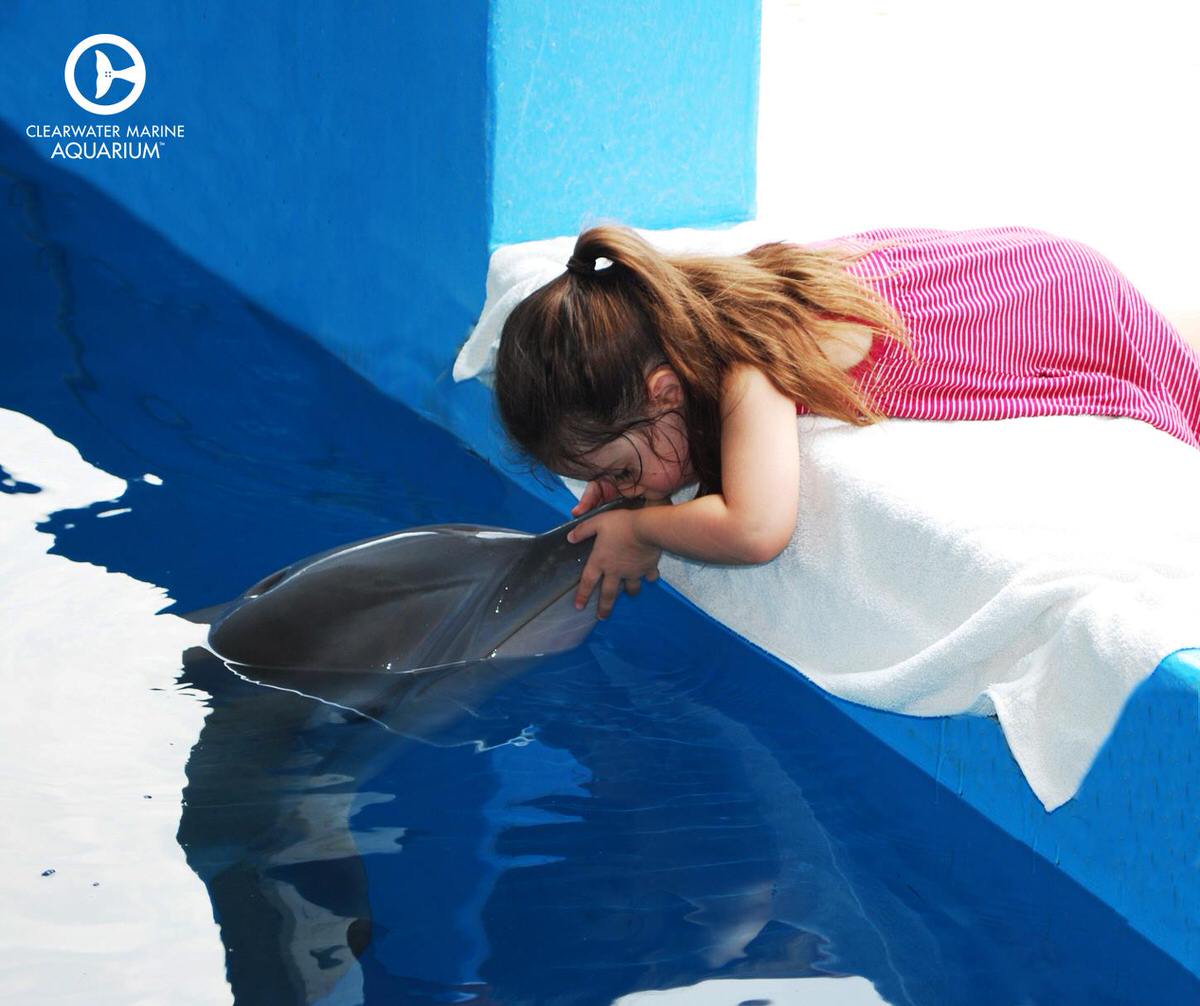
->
[487, 0, 760, 248]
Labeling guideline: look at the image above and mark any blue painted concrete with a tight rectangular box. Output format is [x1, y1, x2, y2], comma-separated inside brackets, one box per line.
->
[487, 0, 760, 247]
[0, 1, 493, 434]
[828, 646, 1200, 973]
[0, 1, 758, 452]
[642, 577, 1200, 975]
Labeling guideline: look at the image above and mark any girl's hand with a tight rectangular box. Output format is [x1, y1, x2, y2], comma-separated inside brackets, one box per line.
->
[570, 478, 620, 517]
[565, 509, 661, 619]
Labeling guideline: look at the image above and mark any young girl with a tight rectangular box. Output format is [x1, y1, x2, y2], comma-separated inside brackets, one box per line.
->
[492, 223, 1200, 621]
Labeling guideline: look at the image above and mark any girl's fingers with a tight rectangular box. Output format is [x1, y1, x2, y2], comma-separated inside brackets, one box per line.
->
[574, 565, 600, 610]
[570, 492, 589, 517]
[597, 574, 622, 620]
[566, 519, 595, 545]
[575, 479, 616, 516]
[578, 574, 650, 616]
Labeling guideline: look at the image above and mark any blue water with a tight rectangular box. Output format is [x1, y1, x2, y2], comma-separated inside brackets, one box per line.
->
[3, 126, 1199, 1005]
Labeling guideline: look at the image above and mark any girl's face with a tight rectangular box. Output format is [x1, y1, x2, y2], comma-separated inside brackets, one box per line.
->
[563, 366, 695, 501]
[576, 410, 694, 501]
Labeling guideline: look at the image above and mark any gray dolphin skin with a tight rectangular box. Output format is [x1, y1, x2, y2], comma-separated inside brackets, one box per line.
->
[201, 495, 645, 676]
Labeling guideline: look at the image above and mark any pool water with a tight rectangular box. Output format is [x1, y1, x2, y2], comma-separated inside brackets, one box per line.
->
[3, 132, 1199, 1005]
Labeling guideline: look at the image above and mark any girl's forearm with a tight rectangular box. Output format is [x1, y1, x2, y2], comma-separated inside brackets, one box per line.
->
[632, 493, 768, 565]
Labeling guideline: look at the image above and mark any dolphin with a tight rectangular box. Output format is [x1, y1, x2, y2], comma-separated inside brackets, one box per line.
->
[171, 495, 651, 997]
[196, 494, 645, 679]
[173, 499, 653, 1001]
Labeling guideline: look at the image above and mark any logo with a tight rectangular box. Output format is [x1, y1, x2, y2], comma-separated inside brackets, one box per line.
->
[64, 34, 146, 115]
[25, 32, 183, 160]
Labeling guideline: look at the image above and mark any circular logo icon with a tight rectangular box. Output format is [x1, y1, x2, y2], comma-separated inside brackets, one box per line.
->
[64, 34, 146, 115]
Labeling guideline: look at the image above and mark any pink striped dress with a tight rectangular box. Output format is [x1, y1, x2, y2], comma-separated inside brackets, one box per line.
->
[796, 225, 1200, 450]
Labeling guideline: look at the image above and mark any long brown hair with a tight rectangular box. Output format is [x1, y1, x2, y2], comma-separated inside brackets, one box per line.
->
[493, 219, 915, 498]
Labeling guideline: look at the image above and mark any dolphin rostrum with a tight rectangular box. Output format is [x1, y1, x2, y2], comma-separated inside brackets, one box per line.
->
[200, 495, 645, 677]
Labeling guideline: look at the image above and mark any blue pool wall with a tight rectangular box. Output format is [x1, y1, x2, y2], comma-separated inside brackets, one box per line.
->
[4, 0, 1199, 979]
[833, 646, 1200, 974]
[0, 2, 494, 443]
[0, 1, 760, 507]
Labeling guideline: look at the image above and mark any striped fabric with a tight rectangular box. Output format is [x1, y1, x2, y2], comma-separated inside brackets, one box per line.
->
[796, 225, 1200, 450]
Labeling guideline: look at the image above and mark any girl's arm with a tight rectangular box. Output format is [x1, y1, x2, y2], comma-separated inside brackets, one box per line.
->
[632, 362, 800, 564]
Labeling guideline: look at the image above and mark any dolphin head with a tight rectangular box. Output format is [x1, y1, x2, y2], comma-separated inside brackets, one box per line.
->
[202, 495, 645, 675]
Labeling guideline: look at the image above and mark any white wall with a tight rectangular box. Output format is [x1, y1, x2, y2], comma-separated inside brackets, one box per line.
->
[758, 0, 1199, 324]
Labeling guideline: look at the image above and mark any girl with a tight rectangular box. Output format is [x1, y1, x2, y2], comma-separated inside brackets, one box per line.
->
[492, 222, 1200, 621]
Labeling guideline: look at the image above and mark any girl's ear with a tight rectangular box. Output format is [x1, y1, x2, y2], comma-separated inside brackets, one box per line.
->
[645, 365, 683, 409]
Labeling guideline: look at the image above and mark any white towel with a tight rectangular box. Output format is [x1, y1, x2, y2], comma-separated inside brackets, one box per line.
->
[454, 224, 1200, 812]
[570, 413, 1200, 812]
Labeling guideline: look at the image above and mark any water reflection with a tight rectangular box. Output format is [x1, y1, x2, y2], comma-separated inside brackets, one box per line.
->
[176, 645, 544, 1004]
[177, 622, 1199, 1005]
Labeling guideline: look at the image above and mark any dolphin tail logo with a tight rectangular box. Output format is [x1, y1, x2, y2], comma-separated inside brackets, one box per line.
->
[94, 49, 144, 99]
